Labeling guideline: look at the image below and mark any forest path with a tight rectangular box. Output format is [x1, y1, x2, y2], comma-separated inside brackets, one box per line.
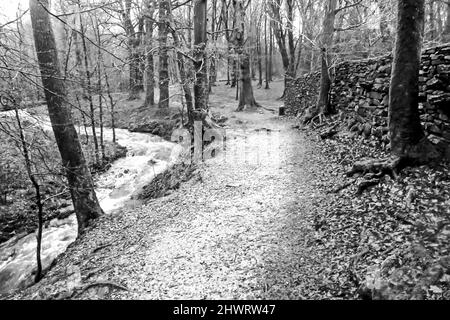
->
[17, 82, 333, 299]
[112, 87, 323, 299]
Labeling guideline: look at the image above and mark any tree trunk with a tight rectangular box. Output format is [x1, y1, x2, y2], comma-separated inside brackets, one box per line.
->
[121, 0, 143, 100]
[389, 0, 440, 163]
[264, 15, 270, 89]
[169, 8, 194, 126]
[317, 48, 332, 112]
[144, 0, 155, 107]
[237, 54, 261, 110]
[230, 54, 238, 87]
[209, 0, 217, 88]
[158, 0, 170, 114]
[194, 0, 208, 112]
[103, 63, 116, 143]
[268, 0, 296, 98]
[436, 1, 443, 41]
[226, 56, 231, 85]
[129, 40, 144, 99]
[269, 19, 273, 81]
[29, 0, 103, 234]
[378, 1, 392, 48]
[78, 7, 100, 164]
[268, 0, 289, 96]
[233, 0, 260, 111]
[428, 0, 436, 42]
[257, 21, 263, 88]
[316, 0, 337, 115]
[94, 17, 105, 162]
[222, 0, 236, 88]
[443, 1, 450, 42]
[13, 105, 43, 283]
[187, 4, 193, 49]
[286, 0, 296, 83]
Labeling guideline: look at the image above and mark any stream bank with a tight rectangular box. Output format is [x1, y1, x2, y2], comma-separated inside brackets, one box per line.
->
[0, 109, 183, 297]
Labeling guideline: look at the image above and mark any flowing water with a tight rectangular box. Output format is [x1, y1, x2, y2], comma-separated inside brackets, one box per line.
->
[0, 110, 182, 296]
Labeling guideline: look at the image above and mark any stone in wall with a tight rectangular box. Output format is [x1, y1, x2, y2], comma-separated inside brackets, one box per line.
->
[285, 72, 320, 116]
[286, 44, 450, 150]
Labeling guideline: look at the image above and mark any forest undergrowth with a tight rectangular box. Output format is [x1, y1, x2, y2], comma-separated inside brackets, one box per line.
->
[296, 115, 450, 299]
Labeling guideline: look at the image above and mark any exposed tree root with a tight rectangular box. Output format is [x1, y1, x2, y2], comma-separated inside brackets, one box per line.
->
[346, 141, 445, 195]
[347, 157, 402, 178]
[320, 123, 339, 140]
[345, 157, 403, 195]
[302, 104, 325, 125]
[277, 88, 286, 101]
[235, 99, 263, 112]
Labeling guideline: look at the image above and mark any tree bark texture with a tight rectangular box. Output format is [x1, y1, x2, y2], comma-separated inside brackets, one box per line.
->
[158, 0, 170, 113]
[29, 0, 103, 234]
[233, 0, 260, 111]
[144, 0, 155, 107]
[194, 0, 208, 112]
[316, 0, 337, 114]
[389, 0, 440, 163]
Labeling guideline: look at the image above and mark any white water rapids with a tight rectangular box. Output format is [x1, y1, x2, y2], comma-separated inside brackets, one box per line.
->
[0, 110, 183, 296]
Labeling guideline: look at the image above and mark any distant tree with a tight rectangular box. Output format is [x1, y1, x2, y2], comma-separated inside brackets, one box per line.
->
[158, 0, 170, 114]
[316, 0, 337, 116]
[120, 0, 144, 100]
[193, 0, 208, 113]
[168, 3, 194, 125]
[29, 0, 103, 234]
[144, 0, 156, 108]
[376, 0, 394, 50]
[209, 0, 219, 88]
[77, 4, 100, 164]
[233, 0, 261, 111]
[303, 0, 363, 123]
[268, 0, 297, 98]
[264, 15, 270, 89]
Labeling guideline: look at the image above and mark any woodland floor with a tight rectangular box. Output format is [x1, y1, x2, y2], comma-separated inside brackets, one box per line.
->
[8, 81, 450, 300]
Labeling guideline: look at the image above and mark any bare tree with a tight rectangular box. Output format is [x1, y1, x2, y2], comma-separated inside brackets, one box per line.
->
[77, 4, 100, 164]
[268, 0, 297, 98]
[193, 0, 208, 113]
[264, 15, 270, 89]
[315, 0, 337, 116]
[12, 101, 44, 283]
[158, 0, 170, 114]
[29, 0, 103, 234]
[168, 3, 194, 125]
[144, 0, 156, 108]
[233, 0, 261, 111]
[121, 0, 144, 100]
[303, 0, 363, 123]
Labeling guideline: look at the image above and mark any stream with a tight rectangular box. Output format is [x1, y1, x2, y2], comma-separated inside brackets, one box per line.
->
[0, 110, 183, 296]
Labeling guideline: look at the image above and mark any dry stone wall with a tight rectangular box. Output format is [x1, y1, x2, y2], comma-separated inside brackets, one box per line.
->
[286, 44, 450, 149]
